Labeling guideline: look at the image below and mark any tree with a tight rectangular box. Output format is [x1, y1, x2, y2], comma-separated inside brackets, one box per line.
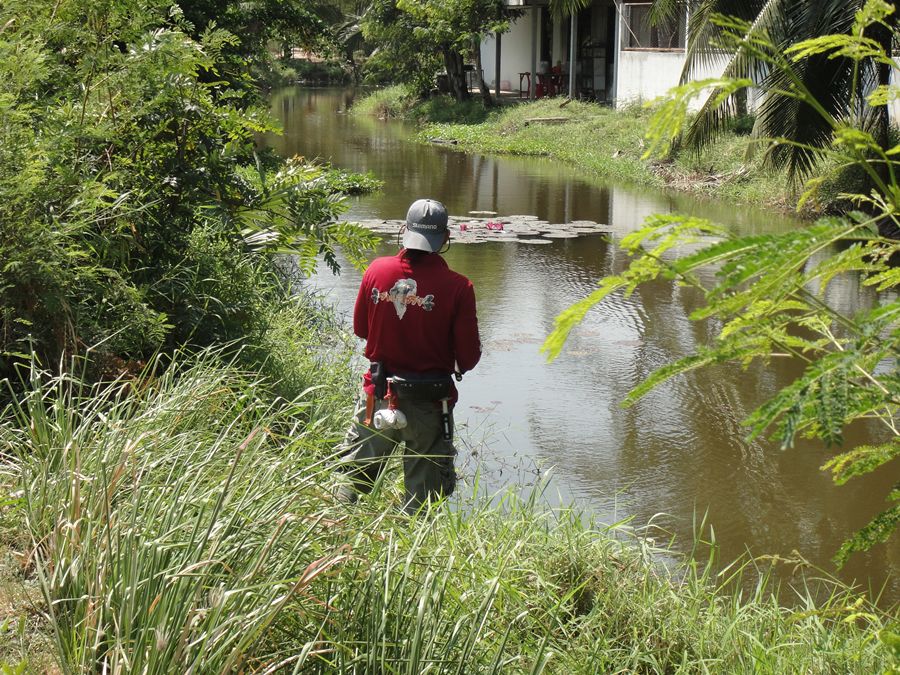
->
[0, 0, 375, 380]
[546, 0, 900, 565]
[363, 0, 514, 103]
[330, 1, 372, 81]
[652, 0, 899, 186]
[362, 0, 444, 95]
[177, 0, 337, 58]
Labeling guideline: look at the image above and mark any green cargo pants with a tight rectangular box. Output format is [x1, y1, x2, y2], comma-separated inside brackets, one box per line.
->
[339, 394, 457, 512]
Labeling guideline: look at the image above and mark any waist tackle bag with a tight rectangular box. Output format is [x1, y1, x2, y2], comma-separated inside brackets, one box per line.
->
[389, 374, 452, 402]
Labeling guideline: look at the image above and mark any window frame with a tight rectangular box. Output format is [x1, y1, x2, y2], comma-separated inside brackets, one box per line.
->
[621, 2, 686, 52]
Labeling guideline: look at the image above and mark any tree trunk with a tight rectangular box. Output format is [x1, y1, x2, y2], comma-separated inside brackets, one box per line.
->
[473, 39, 494, 107]
[345, 48, 359, 84]
[735, 88, 748, 118]
[442, 49, 470, 102]
[871, 21, 893, 151]
[864, 6, 896, 202]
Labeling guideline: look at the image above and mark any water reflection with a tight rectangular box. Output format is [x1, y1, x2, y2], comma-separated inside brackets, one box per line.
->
[262, 87, 898, 605]
[265, 87, 799, 236]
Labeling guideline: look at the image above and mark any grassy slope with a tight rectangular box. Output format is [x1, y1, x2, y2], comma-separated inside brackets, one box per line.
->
[0, 350, 894, 671]
[354, 87, 816, 214]
[421, 98, 801, 211]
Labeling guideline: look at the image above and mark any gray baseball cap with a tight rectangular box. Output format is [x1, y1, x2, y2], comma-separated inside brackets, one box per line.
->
[402, 199, 449, 252]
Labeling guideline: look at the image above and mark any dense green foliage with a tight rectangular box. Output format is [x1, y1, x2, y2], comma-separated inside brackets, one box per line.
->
[653, 0, 898, 184]
[361, 0, 445, 95]
[546, 1, 900, 565]
[351, 84, 494, 124]
[260, 57, 353, 90]
[1, 351, 894, 672]
[362, 0, 515, 101]
[0, 0, 376, 382]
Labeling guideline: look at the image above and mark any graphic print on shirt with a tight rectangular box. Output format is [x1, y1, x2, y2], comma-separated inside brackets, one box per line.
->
[370, 278, 435, 319]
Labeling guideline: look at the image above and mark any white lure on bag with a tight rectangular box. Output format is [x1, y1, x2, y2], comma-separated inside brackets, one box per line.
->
[373, 408, 408, 430]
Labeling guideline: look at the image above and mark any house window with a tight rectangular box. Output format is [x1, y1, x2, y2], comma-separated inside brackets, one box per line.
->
[622, 3, 685, 50]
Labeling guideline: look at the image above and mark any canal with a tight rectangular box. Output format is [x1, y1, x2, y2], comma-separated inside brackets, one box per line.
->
[263, 86, 898, 604]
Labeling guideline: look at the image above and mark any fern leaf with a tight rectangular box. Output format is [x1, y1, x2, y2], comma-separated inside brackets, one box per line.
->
[643, 77, 753, 160]
[833, 501, 900, 568]
[822, 442, 900, 485]
[622, 350, 721, 406]
[864, 266, 900, 291]
[867, 85, 900, 108]
[786, 35, 893, 65]
[542, 280, 629, 362]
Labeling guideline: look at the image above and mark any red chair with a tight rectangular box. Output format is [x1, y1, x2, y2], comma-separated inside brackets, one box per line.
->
[536, 73, 555, 98]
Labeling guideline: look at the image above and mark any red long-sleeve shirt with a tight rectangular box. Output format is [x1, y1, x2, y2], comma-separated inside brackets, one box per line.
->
[353, 250, 481, 389]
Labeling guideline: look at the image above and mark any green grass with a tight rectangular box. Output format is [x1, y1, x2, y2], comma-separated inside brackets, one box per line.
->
[419, 99, 799, 211]
[351, 85, 498, 125]
[0, 346, 895, 672]
[352, 90, 808, 213]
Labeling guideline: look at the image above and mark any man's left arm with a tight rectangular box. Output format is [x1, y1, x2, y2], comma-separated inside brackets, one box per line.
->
[452, 282, 481, 373]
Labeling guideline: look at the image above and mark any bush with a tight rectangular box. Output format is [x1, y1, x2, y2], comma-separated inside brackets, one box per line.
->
[727, 113, 756, 135]
[410, 95, 494, 124]
[350, 84, 419, 119]
[352, 88, 496, 124]
[258, 57, 352, 89]
[0, 1, 376, 384]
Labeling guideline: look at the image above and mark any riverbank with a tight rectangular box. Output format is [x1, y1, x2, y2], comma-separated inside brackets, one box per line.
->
[1, 343, 895, 670]
[352, 86, 848, 217]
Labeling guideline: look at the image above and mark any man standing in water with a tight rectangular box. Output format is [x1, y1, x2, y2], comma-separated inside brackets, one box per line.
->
[338, 198, 481, 512]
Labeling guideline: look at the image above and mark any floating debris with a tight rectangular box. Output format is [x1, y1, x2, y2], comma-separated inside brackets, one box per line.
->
[347, 215, 611, 244]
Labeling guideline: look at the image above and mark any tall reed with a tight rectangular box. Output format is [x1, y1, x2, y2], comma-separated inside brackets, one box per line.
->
[3, 353, 350, 672]
[1, 353, 893, 672]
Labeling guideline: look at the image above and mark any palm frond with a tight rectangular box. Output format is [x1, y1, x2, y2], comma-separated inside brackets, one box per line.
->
[649, 0, 684, 25]
[755, 54, 852, 180]
[678, 0, 887, 179]
[549, 0, 591, 21]
[680, 0, 784, 83]
[678, 0, 796, 154]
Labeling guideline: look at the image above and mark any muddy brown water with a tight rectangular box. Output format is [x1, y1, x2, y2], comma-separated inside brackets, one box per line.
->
[263, 87, 898, 606]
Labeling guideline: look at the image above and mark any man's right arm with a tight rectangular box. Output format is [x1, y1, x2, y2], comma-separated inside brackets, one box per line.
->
[353, 271, 370, 340]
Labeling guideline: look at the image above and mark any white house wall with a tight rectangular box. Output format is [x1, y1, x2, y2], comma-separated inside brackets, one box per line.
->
[481, 1, 737, 105]
[614, 49, 728, 110]
[615, 51, 684, 104]
[481, 10, 540, 92]
[889, 59, 900, 123]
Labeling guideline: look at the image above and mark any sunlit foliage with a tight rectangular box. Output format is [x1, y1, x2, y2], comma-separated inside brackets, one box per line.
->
[0, 0, 376, 381]
[546, 0, 900, 565]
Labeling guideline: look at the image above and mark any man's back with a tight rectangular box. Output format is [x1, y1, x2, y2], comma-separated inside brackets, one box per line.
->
[337, 198, 480, 512]
[353, 250, 480, 376]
